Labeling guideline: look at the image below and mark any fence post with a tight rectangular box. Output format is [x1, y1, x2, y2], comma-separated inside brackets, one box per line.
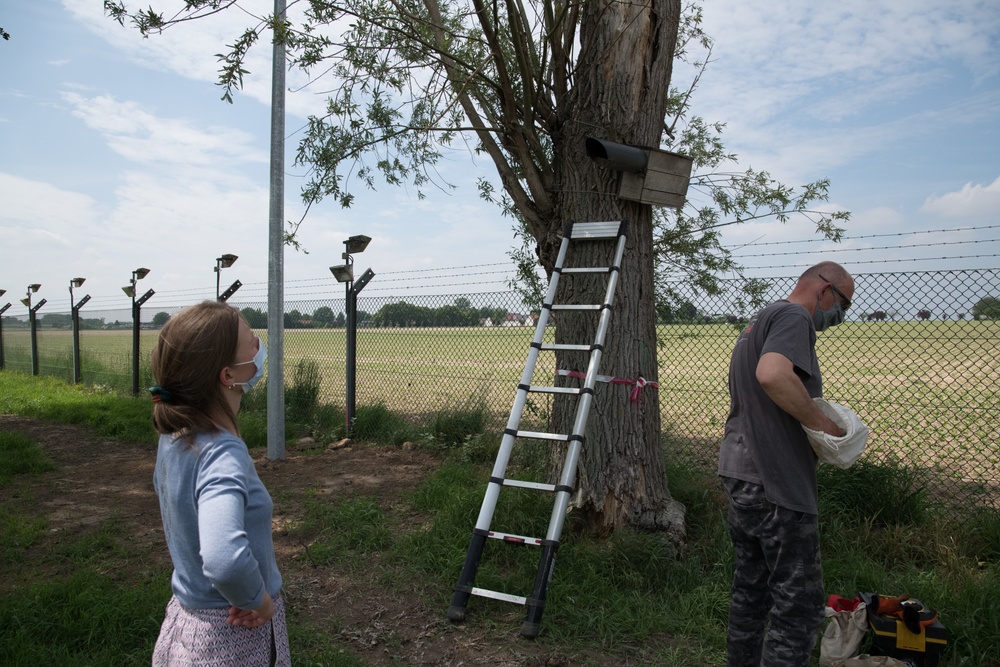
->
[29, 304, 43, 375]
[0, 302, 9, 370]
[131, 301, 140, 394]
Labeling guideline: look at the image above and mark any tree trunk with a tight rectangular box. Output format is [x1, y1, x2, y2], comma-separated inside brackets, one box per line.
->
[543, 0, 685, 543]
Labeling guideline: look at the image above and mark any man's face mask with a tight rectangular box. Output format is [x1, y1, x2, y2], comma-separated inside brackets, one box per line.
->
[815, 273, 850, 332]
[813, 300, 844, 332]
[232, 337, 267, 393]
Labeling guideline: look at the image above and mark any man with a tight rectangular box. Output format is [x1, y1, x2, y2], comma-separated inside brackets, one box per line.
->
[718, 261, 855, 666]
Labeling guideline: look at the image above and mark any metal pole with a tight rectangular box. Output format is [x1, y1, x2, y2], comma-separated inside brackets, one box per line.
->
[131, 300, 140, 395]
[29, 308, 39, 375]
[0, 313, 5, 370]
[72, 305, 82, 383]
[345, 284, 357, 435]
[266, 0, 287, 460]
[216, 261, 222, 301]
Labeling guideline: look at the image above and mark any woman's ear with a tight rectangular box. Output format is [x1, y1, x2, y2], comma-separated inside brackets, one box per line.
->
[219, 366, 234, 387]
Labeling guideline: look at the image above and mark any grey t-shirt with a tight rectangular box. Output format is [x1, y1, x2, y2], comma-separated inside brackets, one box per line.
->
[718, 300, 822, 514]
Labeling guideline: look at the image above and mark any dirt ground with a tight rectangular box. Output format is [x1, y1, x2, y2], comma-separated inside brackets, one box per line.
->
[0, 415, 587, 666]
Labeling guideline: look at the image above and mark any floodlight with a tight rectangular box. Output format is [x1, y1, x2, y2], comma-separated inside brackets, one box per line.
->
[20, 298, 30, 307]
[133, 267, 150, 280]
[28, 283, 41, 293]
[215, 254, 239, 299]
[122, 285, 136, 298]
[330, 264, 354, 283]
[70, 277, 86, 288]
[0, 289, 6, 298]
[345, 235, 371, 254]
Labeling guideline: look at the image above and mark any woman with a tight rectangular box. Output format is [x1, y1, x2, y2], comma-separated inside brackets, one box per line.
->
[148, 300, 289, 666]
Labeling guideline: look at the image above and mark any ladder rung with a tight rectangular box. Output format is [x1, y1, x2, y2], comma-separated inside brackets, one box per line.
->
[540, 343, 591, 351]
[488, 530, 544, 545]
[515, 430, 569, 442]
[560, 267, 611, 274]
[550, 304, 603, 311]
[471, 587, 527, 605]
[502, 479, 557, 492]
[528, 385, 581, 395]
[568, 221, 622, 239]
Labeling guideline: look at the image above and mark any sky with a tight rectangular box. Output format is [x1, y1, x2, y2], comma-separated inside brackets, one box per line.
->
[2, 0, 999, 320]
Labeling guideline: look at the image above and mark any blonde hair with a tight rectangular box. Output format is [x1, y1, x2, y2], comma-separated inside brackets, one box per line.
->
[150, 301, 243, 441]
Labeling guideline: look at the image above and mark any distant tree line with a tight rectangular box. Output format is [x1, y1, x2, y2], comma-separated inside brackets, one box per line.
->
[1, 314, 108, 329]
[239, 298, 511, 330]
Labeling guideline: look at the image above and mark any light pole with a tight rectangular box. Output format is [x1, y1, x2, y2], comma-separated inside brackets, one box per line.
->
[20, 284, 45, 375]
[330, 235, 374, 437]
[122, 268, 153, 395]
[215, 253, 242, 302]
[0, 290, 10, 370]
[69, 278, 90, 384]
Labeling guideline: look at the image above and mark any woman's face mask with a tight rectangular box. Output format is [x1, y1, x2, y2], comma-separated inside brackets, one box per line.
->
[232, 337, 267, 393]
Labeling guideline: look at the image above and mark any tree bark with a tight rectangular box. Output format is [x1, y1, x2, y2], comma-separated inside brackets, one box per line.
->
[543, 0, 685, 542]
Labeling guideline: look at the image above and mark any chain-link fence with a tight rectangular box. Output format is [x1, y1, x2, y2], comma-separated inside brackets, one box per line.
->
[2, 270, 998, 508]
[656, 270, 1000, 513]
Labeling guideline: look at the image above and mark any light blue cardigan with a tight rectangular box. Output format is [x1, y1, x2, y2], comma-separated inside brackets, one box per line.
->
[154, 430, 282, 610]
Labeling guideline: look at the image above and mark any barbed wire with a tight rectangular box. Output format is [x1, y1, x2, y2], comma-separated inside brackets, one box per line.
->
[739, 253, 1000, 270]
[735, 223, 1000, 247]
[734, 238, 1000, 258]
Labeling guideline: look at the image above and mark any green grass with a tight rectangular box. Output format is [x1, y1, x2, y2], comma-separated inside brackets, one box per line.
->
[297, 494, 394, 567]
[0, 430, 56, 486]
[0, 373, 157, 444]
[0, 567, 170, 667]
[0, 507, 46, 564]
[3, 361, 1000, 664]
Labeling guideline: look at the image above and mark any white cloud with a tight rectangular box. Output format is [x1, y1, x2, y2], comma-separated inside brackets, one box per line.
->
[61, 92, 267, 168]
[922, 175, 1000, 217]
[63, 0, 268, 84]
[63, 0, 323, 118]
[688, 0, 1000, 183]
[0, 172, 103, 226]
[0, 174, 108, 303]
[850, 206, 906, 231]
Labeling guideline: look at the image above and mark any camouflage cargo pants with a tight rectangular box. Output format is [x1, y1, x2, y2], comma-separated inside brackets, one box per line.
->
[722, 477, 825, 667]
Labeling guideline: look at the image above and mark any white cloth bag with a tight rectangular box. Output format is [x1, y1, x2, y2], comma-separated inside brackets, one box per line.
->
[820, 601, 869, 666]
[803, 398, 869, 469]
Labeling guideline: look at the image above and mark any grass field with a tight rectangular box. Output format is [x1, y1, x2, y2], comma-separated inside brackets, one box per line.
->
[4, 319, 999, 505]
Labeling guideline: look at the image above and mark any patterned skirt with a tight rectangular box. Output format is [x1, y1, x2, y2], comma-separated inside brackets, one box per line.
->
[152, 594, 291, 666]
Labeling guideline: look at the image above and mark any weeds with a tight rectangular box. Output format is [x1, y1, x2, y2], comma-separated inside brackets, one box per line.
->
[286, 359, 323, 423]
[351, 403, 415, 444]
[818, 457, 931, 526]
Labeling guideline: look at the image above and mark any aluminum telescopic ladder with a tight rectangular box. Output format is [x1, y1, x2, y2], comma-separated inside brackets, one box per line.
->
[447, 219, 628, 638]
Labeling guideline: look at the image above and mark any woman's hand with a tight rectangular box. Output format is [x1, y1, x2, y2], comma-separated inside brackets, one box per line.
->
[226, 591, 275, 628]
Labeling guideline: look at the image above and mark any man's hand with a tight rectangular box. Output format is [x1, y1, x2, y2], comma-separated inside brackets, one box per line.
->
[226, 591, 275, 628]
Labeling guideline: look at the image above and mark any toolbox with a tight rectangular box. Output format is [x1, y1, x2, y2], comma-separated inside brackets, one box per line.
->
[859, 593, 948, 667]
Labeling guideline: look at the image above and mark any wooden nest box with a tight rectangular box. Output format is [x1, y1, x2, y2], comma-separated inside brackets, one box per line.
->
[585, 137, 693, 209]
